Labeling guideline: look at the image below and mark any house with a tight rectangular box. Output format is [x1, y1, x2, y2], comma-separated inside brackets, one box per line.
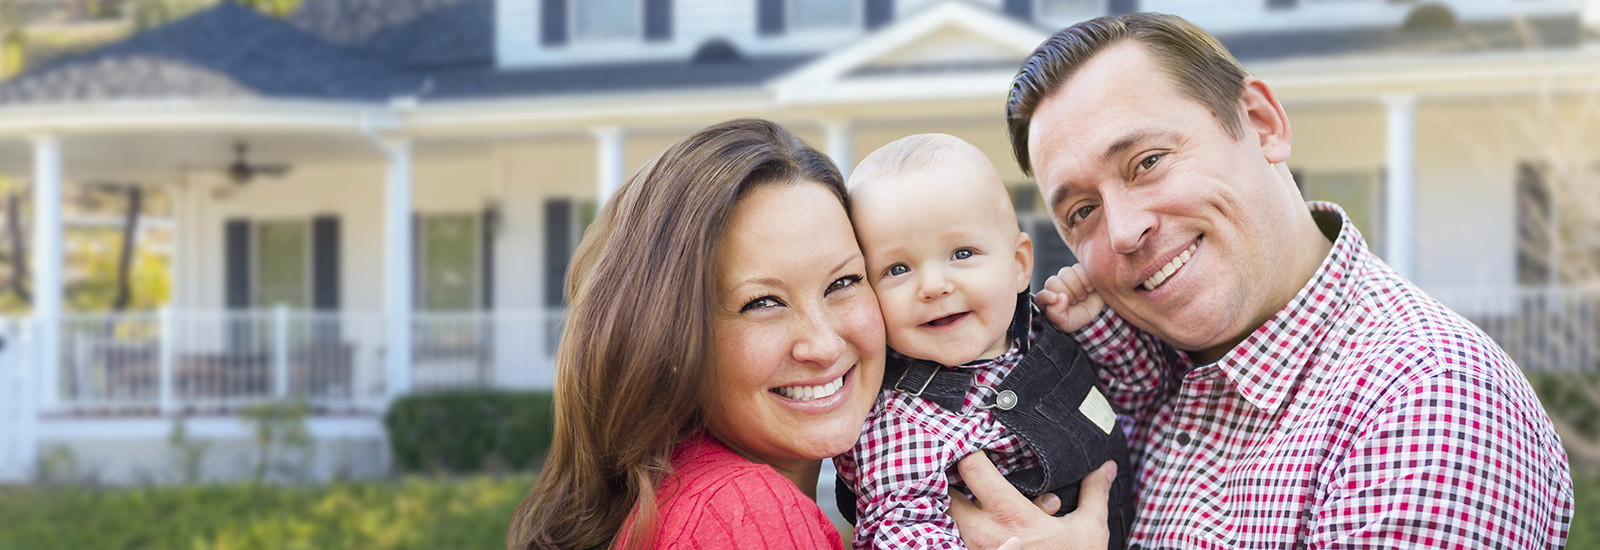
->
[0, 0, 1597, 483]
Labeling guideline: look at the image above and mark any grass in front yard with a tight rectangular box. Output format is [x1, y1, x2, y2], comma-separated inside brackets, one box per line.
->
[0, 475, 534, 550]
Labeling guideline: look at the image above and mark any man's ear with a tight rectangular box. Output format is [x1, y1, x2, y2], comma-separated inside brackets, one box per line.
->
[1240, 76, 1291, 165]
[1015, 231, 1034, 293]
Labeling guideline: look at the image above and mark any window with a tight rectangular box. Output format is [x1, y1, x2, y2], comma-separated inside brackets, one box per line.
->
[573, 0, 640, 41]
[254, 220, 309, 308]
[1039, 0, 1099, 18]
[1302, 170, 1383, 257]
[419, 213, 481, 311]
[791, 0, 855, 31]
[1008, 184, 1080, 292]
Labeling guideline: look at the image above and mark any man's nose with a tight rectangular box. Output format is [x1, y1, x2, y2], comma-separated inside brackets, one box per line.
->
[1104, 194, 1156, 255]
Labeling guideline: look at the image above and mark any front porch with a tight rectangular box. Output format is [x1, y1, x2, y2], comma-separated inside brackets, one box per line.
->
[45, 307, 564, 416]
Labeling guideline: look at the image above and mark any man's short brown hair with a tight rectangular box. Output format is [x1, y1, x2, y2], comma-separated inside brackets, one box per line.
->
[1006, 13, 1250, 176]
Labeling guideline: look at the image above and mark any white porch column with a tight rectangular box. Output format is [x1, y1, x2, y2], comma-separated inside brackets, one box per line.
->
[1383, 94, 1417, 279]
[823, 119, 855, 180]
[30, 135, 62, 410]
[381, 139, 413, 399]
[593, 126, 626, 204]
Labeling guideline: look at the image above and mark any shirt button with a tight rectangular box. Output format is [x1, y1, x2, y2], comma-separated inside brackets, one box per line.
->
[1174, 432, 1192, 446]
[1130, 544, 1142, 550]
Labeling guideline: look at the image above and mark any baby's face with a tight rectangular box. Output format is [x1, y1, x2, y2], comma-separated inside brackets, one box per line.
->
[852, 165, 1030, 366]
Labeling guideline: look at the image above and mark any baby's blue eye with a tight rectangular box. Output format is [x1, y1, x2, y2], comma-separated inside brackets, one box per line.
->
[952, 249, 974, 260]
[886, 264, 910, 277]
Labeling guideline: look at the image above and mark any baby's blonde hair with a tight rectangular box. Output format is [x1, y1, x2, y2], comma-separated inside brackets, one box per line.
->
[848, 133, 1018, 228]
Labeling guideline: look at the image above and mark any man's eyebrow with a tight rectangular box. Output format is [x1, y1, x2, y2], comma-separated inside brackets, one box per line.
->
[1047, 129, 1179, 215]
[1102, 129, 1177, 163]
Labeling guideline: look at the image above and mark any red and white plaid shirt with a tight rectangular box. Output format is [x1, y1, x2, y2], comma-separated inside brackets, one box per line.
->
[835, 313, 1050, 549]
[1078, 202, 1574, 549]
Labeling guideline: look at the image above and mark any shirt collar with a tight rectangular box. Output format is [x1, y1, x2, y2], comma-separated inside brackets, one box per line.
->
[1212, 201, 1363, 412]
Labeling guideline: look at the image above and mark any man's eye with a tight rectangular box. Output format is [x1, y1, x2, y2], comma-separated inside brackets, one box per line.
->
[740, 296, 782, 312]
[827, 275, 862, 294]
[885, 264, 910, 277]
[1070, 204, 1097, 226]
[1139, 153, 1162, 171]
[952, 249, 974, 260]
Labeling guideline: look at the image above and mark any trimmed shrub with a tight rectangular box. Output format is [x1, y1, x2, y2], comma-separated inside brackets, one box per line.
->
[384, 390, 554, 473]
[0, 475, 534, 550]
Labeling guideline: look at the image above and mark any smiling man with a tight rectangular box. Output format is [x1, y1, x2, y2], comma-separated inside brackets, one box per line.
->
[946, 13, 1575, 550]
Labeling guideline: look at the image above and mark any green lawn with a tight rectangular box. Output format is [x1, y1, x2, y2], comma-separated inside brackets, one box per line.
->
[0, 475, 534, 550]
[1572, 473, 1599, 550]
[0, 473, 1590, 549]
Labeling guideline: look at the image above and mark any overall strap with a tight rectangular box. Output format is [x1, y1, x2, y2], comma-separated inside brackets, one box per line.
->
[881, 356, 972, 412]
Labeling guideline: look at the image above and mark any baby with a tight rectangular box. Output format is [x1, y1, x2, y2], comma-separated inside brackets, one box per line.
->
[834, 134, 1134, 549]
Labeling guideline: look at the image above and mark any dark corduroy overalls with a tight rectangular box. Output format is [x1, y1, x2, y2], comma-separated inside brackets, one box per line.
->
[837, 293, 1137, 549]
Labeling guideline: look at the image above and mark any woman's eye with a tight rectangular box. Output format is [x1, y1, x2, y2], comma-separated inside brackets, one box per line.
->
[1138, 153, 1162, 171]
[827, 275, 863, 294]
[740, 296, 782, 312]
[952, 249, 974, 260]
[885, 264, 909, 277]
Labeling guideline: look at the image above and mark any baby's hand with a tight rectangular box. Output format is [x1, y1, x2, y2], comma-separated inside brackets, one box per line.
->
[1035, 264, 1105, 333]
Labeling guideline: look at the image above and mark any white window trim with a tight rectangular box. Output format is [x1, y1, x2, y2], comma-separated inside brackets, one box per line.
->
[1036, 0, 1106, 23]
[569, 0, 644, 44]
[418, 212, 483, 312]
[788, 0, 859, 33]
[251, 218, 312, 310]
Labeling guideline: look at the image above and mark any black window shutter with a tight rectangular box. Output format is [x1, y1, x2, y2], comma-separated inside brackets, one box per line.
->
[541, 0, 568, 46]
[1003, 0, 1032, 21]
[1028, 218, 1077, 292]
[225, 218, 252, 352]
[1266, 0, 1296, 9]
[1108, 0, 1137, 15]
[866, 0, 893, 29]
[413, 213, 423, 309]
[544, 199, 573, 308]
[758, 0, 784, 35]
[1516, 161, 1552, 286]
[645, 0, 672, 41]
[225, 219, 251, 309]
[312, 215, 340, 311]
[481, 207, 496, 310]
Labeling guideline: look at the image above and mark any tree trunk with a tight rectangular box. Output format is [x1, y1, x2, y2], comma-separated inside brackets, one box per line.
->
[111, 186, 142, 312]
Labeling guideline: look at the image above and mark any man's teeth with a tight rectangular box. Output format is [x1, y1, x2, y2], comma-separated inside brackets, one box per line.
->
[1142, 242, 1197, 291]
[773, 375, 845, 401]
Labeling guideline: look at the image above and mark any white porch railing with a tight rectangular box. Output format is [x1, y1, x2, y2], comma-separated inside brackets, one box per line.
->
[1430, 286, 1600, 372]
[49, 308, 566, 415]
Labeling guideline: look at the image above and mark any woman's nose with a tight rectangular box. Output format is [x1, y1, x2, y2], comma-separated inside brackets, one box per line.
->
[793, 312, 846, 366]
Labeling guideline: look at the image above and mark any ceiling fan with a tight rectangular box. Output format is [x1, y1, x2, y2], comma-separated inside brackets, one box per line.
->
[224, 142, 291, 185]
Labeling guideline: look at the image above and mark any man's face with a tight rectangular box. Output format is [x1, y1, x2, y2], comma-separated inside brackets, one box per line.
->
[1026, 41, 1303, 362]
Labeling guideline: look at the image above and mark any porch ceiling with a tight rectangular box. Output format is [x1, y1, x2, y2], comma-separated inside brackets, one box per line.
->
[0, 130, 493, 183]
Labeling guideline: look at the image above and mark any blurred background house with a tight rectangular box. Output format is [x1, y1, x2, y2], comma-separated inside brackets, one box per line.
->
[0, 0, 1597, 495]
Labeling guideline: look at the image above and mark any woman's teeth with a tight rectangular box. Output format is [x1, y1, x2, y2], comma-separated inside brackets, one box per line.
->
[773, 375, 845, 401]
[1143, 242, 1197, 291]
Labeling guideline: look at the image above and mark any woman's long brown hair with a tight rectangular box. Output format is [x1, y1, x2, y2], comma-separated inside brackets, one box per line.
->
[507, 119, 847, 550]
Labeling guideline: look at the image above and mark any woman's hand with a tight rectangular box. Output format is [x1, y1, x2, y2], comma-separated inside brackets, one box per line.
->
[947, 452, 1116, 550]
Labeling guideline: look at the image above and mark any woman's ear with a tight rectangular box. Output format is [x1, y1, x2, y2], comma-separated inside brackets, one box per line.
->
[1015, 231, 1034, 293]
[1240, 76, 1292, 165]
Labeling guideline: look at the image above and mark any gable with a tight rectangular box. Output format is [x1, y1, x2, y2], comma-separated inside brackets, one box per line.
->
[770, 1, 1048, 103]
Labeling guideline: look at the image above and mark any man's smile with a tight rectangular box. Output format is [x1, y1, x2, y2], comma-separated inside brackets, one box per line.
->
[1138, 237, 1200, 291]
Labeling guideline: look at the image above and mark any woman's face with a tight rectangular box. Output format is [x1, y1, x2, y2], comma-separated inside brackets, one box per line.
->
[703, 181, 886, 479]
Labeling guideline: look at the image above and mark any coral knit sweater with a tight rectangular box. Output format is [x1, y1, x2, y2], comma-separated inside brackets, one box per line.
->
[645, 431, 846, 549]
